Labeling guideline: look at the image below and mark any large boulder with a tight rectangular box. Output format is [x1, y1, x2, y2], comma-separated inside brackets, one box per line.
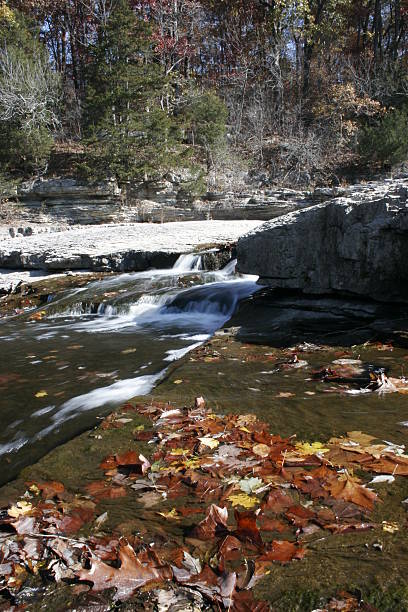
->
[237, 178, 408, 302]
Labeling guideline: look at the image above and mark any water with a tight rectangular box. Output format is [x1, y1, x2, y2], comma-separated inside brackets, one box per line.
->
[0, 255, 259, 483]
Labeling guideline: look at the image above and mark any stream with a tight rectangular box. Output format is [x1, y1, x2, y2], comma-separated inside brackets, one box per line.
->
[0, 255, 259, 484]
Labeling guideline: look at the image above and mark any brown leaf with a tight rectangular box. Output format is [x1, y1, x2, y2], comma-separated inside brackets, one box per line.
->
[77, 542, 171, 601]
[234, 510, 263, 548]
[257, 540, 306, 564]
[327, 473, 377, 511]
[192, 504, 229, 539]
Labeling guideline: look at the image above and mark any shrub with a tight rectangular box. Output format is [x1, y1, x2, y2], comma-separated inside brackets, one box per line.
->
[358, 105, 408, 166]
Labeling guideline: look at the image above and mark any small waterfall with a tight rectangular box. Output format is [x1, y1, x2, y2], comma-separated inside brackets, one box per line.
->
[173, 253, 203, 271]
[221, 258, 237, 276]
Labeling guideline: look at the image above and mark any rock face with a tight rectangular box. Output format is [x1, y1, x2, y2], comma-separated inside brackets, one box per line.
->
[2, 176, 316, 227]
[237, 178, 408, 302]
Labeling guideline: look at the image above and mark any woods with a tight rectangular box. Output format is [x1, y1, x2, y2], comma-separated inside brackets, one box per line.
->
[0, 0, 407, 184]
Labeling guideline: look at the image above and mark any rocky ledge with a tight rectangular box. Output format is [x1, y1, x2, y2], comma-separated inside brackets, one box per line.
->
[237, 177, 408, 303]
[0, 220, 261, 278]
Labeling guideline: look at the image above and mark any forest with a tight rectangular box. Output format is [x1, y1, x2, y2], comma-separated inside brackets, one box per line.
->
[0, 0, 407, 187]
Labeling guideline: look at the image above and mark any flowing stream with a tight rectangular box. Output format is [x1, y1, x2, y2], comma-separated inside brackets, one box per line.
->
[0, 255, 259, 484]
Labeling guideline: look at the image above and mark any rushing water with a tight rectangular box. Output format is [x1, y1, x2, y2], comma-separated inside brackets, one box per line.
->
[0, 255, 259, 483]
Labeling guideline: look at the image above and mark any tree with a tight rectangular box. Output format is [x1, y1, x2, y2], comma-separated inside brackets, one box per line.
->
[82, 0, 184, 181]
[0, 6, 61, 174]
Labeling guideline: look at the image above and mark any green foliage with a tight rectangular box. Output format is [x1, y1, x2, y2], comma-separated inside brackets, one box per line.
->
[0, 124, 52, 175]
[182, 91, 227, 150]
[83, 0, 184, 182]
[358, 105, 408, 167]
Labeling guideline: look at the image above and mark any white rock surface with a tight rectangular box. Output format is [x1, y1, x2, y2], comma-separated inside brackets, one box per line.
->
[0, 220, 262, 275]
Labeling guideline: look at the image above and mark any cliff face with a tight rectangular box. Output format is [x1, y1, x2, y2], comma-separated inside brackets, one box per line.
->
[237, 178, 408, 303]
[1, 176, 317, 227]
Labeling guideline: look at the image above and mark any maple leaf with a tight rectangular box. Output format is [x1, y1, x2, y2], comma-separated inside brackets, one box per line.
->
[227, 493, 258, 509]
[327, 473, 377, 511]
[77, 542, 171, 601]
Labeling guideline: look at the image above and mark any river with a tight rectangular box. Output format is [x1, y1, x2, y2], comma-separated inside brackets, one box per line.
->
[0, 255, 259, 484]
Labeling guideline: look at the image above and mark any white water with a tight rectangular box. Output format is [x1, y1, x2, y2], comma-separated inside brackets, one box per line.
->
[0, 254, 259, 480]
[172, 253, 203, 271]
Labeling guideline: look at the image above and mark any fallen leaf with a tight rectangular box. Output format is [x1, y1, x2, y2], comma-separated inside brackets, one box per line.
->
[8, 501, 33, 518]
[252, 444, 270, 458]
[77, 542, 171, 601]
[227, 493, 258, 509]
[239, 477, 264, 495]
[327, 473, 377, 511]
[173, 380, 183, 385]
[295, 441, 330, 456]
[35, 390, 48, 398]
[382, 521, 399, 533]
[257, 540, 306, 564]
[198, 437, 219, 450]
[157, 509, 180, 520]
[192, 504, 229, 539]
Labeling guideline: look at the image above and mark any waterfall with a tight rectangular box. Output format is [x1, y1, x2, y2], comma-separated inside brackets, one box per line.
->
[173, 253, 203, 271]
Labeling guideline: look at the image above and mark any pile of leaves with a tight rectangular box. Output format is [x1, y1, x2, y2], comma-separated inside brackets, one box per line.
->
[1, 397, 408, 609]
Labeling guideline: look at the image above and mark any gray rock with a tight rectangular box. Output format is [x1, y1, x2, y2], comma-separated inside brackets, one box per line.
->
[8, 228, 15, 238]
[237, 178, 408, 303]
[24, 227, 33, 236]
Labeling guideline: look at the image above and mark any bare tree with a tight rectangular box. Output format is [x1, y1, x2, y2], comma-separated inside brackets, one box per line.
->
[0, 45, 61, 131]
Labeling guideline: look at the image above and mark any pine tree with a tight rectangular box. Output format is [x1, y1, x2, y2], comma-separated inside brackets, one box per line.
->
[83, 0, 181, 182]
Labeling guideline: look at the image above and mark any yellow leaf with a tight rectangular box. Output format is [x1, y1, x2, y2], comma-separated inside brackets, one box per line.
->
[295, 441, 330, 456]
[35, 390, 48, 398]
[173, 380, 183, 385]
[239, 427, 251, 433]
[382, 521, 399, 533]
[8, 501, 33, 518]
[157, 508, 180, 519]
[29, 484, 41, 496]
[253, 443, 270, 458]
[121, 348, 137, 355]
[170, 448, 190, 456]
[226, 493, 258, 508]
[198, 437, 219, 449]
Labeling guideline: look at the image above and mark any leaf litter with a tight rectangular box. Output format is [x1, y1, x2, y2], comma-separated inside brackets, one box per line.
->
[0, 396, 408, 609]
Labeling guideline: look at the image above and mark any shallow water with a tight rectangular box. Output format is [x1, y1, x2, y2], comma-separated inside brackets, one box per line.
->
[0, 255, 259, 483]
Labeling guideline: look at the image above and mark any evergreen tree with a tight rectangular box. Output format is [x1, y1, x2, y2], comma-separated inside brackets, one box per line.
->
[82, 0, 182, 182]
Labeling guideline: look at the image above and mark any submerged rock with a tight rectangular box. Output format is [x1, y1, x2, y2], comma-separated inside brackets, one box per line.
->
[237, 178, 408, 303]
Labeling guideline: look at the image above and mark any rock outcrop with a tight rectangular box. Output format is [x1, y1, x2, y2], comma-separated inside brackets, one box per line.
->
[2, 177, 316, 227]
[0, 220, 261, 274]
[237, 178, 408, 303]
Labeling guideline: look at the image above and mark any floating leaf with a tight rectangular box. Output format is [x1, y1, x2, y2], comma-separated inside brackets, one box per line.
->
[382, 521, 399, 533]
[121, 348, 137, 355]
[157, 508, 180, 519]
[173, 380, 183, 385]
[35, 390, 48, 398]
[295, 441, 330, 456]
[77, 542, 171, 600]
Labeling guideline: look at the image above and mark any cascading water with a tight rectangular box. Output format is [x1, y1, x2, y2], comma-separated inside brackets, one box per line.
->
[0, 254, 259, 484]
